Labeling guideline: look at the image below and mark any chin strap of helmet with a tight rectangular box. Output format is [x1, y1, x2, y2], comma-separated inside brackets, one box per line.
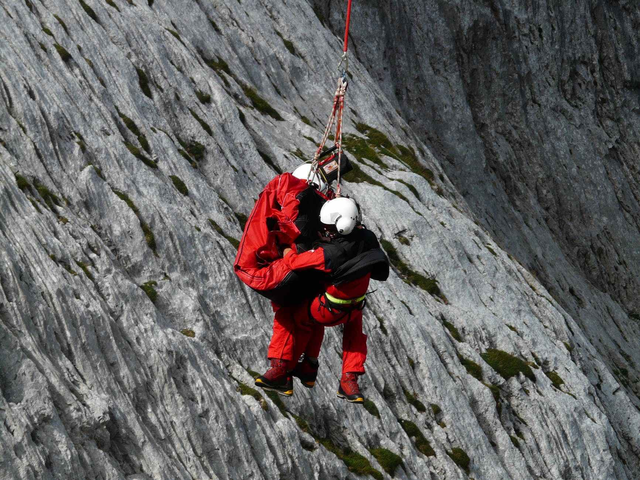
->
[311, 0, 353, 198]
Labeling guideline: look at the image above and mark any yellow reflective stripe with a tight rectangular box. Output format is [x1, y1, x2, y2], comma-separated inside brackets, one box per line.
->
[324, 292, 366, 304]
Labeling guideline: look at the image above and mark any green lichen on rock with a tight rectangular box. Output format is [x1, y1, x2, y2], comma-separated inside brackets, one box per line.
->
[208, 219, 240, 248]
[169, 175, 188, 196]
[369, 448, 403, 477]
[181, 329, 195, 338]
[258, 151, 281, 173]
[459, 355, 483, 381]
[235, 212, 248, 230]
[545, 370, 565, 389]
[54, 15, 69, 34]
[343, 133, 387, 169]
[33, 178, 63, 211]
[355, 123, 393, 150]
[177, 137, 205, 165]
[75, 261, 94, 282]
[442, 319, 462, 341]
[201, 54, 232, 86]
[15, 173, 31, 192]
[399, 419, 435, 456]
[189, 108, 213, 136]
[380, 239, 445, 300]
[79, 0, 99, 22]
[195, 89, 211, 104]
[54, 43, 72, 62]
[447, 447, 471, 473]
[135, 67, 152, 99]
[363, 399, 380, 418]
[241, 84, 283, 121]
[112, 189, 157, 253]
[318, 439, 382, 480]
[275, 30, 298, 56]
[237, 383, 267, 411]
[264, 390, 287, 416]
[116, 107, 151, 153]
[403, 389, 426, 413]
[124, 142, 156, 168]
[140, 281, 158, 302]
[430, 403, 442, 416]
[481, 349, 536, 382]
[106, 0, 120, 11]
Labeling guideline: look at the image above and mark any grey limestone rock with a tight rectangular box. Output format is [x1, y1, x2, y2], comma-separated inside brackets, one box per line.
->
[0, 1, 639, 479]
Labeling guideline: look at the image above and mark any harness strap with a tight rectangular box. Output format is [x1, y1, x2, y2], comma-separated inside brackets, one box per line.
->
[324, 292, 366, 305]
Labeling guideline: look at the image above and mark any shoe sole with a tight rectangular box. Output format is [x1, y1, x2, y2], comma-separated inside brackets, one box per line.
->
[336, 391, 364, 403]
[300, 380, 315, 388]
[255, 378, 293, 397]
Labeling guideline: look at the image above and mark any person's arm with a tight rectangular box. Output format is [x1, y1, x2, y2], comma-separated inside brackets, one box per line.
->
[282, 247, 331, 272]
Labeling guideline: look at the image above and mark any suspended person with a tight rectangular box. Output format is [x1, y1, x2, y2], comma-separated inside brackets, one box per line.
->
[233, 153, 352, 391]
[255, 197, 389, 403]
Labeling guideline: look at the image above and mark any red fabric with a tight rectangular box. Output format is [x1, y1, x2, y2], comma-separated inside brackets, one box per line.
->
[234, 173, 310, 292]
[326, 274, 370, 300]
[266, 305, 296, 365]
[267, 275, 371, 375]
[282, 248, 330, 273]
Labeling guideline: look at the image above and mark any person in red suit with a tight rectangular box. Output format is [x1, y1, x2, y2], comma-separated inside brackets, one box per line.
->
[255, 197, 389, 403]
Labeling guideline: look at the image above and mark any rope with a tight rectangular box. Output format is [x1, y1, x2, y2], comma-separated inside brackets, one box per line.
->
[310, 0, 354, 198]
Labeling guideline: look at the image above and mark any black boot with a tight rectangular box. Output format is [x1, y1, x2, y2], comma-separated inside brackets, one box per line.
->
[291, 356, 319, 388]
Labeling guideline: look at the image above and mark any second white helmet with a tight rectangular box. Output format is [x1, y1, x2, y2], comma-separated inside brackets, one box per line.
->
[320, 197, 359, 235]
[292, 164, 327, 192]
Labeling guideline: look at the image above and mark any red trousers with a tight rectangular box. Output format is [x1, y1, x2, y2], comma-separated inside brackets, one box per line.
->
[267, 277, 369, 375]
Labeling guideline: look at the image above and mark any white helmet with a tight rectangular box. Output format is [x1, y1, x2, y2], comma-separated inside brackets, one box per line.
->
[292, 164, 327, 192]
[320, 197, 359, 235]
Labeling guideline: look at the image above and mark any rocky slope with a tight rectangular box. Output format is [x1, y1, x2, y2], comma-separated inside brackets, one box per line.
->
[317, 0, 640, 407]
[0, 1, 639, 479]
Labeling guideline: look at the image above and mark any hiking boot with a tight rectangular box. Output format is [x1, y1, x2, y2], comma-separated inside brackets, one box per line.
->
[291, 357, 319, 388]
[255, 359, 293, 396]
[337, 373, 364, 403]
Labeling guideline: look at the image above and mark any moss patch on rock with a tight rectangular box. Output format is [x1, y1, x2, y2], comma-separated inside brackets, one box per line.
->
[237, 382, 267, 411]
[363, 399, 380, 418]
[446, 447, 470, 474]
[208, 219, 240, 248]
[380, 239, 445, 300]
[369, 448, 403, 477]
[124, 142, 156, 168]
[443, 319, 462, 341]
[33, 178, 63, 211]
[545, 370, 565, 389]
[169, 175, 188, 196]
[79, 0, 99, 22]
[135, 67, 152, 99]
[54, 43, 72, 62]
[189, 108, 213, 136]
[241, 84, 283, 121]
[459, 356, 483, 381]
[140, 281, 158, 302]
[318, 439, 382, 480]
[399, 419, 435, 456]
[403, 389, 426, 413]
[195, 89, 211, 104]
[113, 189, 157, 253]
[481, 349, 536, 382]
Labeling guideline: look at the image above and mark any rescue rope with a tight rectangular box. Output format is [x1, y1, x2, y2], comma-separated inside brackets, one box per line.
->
[310, 0, 353, 198]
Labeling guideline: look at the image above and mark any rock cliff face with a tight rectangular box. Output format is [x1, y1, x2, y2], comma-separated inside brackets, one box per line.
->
[0, 1, 638, 479]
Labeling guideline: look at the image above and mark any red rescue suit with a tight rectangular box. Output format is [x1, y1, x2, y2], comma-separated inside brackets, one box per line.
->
[233, 173, 328, 305]
[267, 228, 389, 375]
